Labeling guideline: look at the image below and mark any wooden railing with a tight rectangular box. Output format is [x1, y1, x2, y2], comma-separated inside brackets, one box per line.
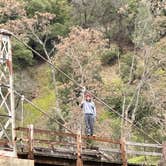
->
[15, 125, 164, 166]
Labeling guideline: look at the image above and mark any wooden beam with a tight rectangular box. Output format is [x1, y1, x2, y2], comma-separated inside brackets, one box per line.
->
[33, 139, 76, 146]
[120, 138, 127, 166]
[99, 148, 121, 154]
[76, 131, 83, 166]
[99, 148, 162, 156]
[126, 141, 162, 148]
[16, 127, 76, 139]
[33, 157, 73, 166]
[81, 135, 120, 144]
[127, 150, 162, 156]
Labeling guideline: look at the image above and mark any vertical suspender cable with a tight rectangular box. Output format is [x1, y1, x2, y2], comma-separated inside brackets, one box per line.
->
[21, 95, 24, 128]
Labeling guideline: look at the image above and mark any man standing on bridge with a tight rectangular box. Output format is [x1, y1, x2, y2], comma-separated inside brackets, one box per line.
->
[81, 93, 96, 136]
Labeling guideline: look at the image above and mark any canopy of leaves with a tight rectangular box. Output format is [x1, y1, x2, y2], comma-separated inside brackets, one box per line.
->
[12, 39, 34, 70]
[54, 27, 107, 87]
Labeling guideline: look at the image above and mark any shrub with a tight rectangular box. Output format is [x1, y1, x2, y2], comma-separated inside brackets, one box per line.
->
[120, 52, 136, 83]
[12, 39, 35, 70]
[101, 45, 120, 65]
[101, 50, 118, 65]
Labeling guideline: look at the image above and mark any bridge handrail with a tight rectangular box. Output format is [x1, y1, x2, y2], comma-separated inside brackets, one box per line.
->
[126, 141, 162, 148]
[15, 127, 120, 144]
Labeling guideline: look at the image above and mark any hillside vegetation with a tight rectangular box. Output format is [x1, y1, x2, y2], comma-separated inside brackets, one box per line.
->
[0, 0, 166, 164]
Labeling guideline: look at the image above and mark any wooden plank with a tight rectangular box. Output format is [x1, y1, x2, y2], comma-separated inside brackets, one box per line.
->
[33, 158, 73, 166]
[99, 148, 121, 154]
[15, 127, 28, 132]
[34, 139, 76, 146]
[127, 150, 162, 156]
[97, 150, 112, 162]
[34, 146, 75, 154]
[16, 127, 77, 138]
[99, 148, 162, 156]
[81, 135, 120, 144]
[126, 141, 162, 148]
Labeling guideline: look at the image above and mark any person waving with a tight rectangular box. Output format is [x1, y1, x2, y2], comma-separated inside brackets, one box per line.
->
[81, 93, 96, 136]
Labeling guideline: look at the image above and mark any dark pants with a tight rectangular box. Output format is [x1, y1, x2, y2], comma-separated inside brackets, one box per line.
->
[84, 114, 94, 136]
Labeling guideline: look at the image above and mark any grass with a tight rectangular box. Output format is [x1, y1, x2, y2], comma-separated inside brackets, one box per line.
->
[22, 64, 56, 126]
[24, 91, 55, 125]
[128, 156, 160, 165]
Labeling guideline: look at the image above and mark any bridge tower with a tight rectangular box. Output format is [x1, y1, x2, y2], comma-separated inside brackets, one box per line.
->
[0, 29, 16, 156]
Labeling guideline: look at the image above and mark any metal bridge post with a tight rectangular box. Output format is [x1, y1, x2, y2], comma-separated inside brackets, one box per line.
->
[0, 29, 16, 156]
[76, 130, 83, 166]
[21, 95, 25, 127]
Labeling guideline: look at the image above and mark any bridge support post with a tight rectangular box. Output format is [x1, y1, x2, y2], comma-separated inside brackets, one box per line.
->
[0, 29, 16, 157]
[28, 124, 34, 159]
[120, 137, 127, 166]
[159, 141, 166, 166]
[76, 130, 83, 166]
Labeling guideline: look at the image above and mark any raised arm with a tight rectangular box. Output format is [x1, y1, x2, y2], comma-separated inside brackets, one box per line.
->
[92, 102, 96, 117]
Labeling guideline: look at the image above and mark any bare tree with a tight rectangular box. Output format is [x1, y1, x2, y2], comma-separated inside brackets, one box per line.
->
[53, 27, 108, 131]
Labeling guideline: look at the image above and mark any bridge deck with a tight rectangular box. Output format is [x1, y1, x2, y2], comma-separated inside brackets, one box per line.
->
[17, 147, 141, 166]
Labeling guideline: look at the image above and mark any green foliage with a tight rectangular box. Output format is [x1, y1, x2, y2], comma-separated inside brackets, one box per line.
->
[154, 68, 165, 76]
[47, 86, 71, 131]
[111, 118, 122, 139]
[22, 64, 56, 126]
[25, 0, 71, 24]
[104, 78, 156, 130]
[101, 45, 120, 65]
[12, 39, 35, 70]
[49, 23, 70, 37]
[132, 1, 157, 47]
[23, 0, 72, 60]
[99, 111, 110, 122]
[120, 52, 136, 82]
[164, 8, 166, 16]
[72, 0, 138, 39]
[105, 95, 123, 116]
[24, 91, 55, 125]
[134, 96, 154, 123]
[128, 156, 160, 165]
[55, 59, 73, 84]
[99, 111, 121, 139]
